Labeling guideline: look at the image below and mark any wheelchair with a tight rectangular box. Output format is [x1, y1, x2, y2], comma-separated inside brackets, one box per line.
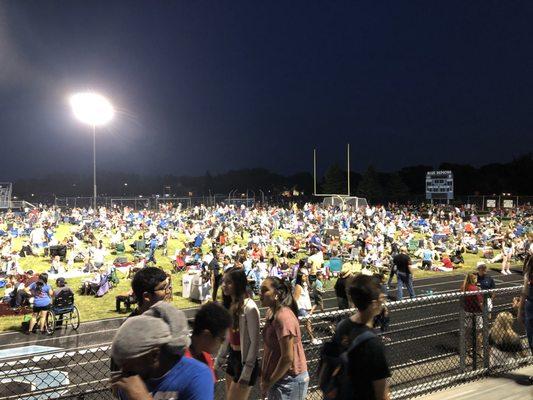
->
[45, 291, 80, 334]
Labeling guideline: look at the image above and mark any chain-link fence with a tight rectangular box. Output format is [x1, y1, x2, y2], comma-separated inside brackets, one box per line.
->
[0, 287, 530, 400]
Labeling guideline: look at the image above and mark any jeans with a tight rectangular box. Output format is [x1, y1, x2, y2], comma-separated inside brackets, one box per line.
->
[268, 371, 309, 400]
[387, 265, 397, 287]
[397, 271, 415, 300]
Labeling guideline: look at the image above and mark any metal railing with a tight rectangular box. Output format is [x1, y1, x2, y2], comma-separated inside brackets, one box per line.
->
[0, 287, 530, 400]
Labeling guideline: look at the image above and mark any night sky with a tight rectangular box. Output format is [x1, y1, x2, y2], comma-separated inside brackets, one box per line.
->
[1, 1, 532, 179]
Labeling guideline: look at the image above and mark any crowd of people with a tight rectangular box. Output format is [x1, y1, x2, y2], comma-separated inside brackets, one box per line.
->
[1, 202, 532, 399]
[1, 201, 531, 303]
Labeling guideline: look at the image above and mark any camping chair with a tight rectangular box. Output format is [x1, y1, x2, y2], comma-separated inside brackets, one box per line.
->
[114, 242, 125, 255]
[95, 274, 111, 297]
[408, 239, 419, 253]
[81, 274, 110, 297]
[108, 267, 120, 287]
[172, 256, 186, 273]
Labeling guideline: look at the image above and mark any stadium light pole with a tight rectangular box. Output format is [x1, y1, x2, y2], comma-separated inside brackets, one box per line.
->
[69, 92, 115, 210]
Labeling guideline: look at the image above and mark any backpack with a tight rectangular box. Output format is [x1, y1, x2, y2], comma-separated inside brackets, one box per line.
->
[318, 329, 376, 400]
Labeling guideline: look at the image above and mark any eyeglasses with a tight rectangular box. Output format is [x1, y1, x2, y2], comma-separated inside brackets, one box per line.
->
[213, 332, 226, 342]
[150, 281, 171, 293]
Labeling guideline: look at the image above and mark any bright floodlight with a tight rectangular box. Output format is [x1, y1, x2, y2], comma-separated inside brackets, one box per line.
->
[70, 92, 114, 126]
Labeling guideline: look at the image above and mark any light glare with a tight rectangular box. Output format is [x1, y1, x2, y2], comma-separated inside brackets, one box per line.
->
[70, 92, 114, 126]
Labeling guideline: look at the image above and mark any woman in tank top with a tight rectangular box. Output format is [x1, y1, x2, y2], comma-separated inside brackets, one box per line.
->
[293, 269, 320, 345]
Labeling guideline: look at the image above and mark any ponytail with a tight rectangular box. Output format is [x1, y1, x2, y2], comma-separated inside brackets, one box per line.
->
[266, 277, 299, 318]
[35, 280, 44, 295]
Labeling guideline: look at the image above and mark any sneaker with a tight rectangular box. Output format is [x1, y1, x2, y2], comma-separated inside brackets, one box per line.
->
[311, 338, 323, 345]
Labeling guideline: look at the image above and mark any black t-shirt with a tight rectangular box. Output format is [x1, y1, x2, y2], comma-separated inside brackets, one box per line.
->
[334, 277, 348, 299]
[209, 258, 221, 277]
[393, 253, 411, 275]
[334, 318, 391, 400]
[476, 273, 495, 291]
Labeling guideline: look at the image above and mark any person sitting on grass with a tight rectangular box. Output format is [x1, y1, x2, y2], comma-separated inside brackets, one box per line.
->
[80, 269, 102, 295]
[435, 253, 454, 272]
[5, 275, 30, 308]
[186, 301, 232, 381]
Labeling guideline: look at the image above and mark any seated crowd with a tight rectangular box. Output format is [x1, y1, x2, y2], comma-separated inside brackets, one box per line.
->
[0, 203, 532, 399]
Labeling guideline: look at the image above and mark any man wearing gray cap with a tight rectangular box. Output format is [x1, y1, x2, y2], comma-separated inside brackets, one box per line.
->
[111, 301, 213, 400]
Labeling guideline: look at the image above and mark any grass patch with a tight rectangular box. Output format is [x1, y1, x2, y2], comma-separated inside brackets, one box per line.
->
[0, 224, 200, 332]
[0, 223, 514, 332]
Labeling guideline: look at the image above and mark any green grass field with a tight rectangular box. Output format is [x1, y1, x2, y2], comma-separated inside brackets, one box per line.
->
[0, 224, 506, 332]
[0, 224, 198, 331]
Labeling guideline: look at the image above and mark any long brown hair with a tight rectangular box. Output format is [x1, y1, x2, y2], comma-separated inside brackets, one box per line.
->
[461, 273, 477, 291]
[264, 277, 299, 319]
[222, 267, 248, 329]
[490, 312, 519, 344]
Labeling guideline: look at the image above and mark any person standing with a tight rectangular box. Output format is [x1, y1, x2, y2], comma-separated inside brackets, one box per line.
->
[148, 235, 158, 264]
[25, 273, 53, 334]
[216, 267, 260, 400]
[294, 269, 319, 344]
[187, 302, 232, 381]
[334, 270, 352, 310]
[210, 251, 222, 302]
[329, 274, 391, 400]
[517, 256, 533, 384]
[394, 247, 415, 300]
[476, 262, 496, 312]
[501, 237, 514, 275]
[260, 276, 309, 399]
[311, 270, 325, 313]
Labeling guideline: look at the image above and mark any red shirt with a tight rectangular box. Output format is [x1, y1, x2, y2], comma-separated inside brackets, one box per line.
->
[442, 257, 454, 268]
[184, 348, 216, 382]
[463, 284, 482, 313]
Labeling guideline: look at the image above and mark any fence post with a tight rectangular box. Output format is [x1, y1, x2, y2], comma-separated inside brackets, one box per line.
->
[459, 296, 466, 373]
[472, 314, 477, 370]
[482, 293, 490, 370]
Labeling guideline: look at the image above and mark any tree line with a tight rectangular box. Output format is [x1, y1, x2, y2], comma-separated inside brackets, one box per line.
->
[11, 153, 533, 202]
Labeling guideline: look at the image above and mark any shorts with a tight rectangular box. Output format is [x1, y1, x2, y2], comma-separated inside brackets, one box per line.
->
[298, 308, 309, 317]
[226, 348, 259, 386]
[33, 304, 50, 313]
[314, 295, 323, 308]
[465, 313, 482, 330]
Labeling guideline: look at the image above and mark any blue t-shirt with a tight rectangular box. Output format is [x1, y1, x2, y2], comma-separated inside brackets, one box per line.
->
[29, 283, 52, 307]
[422, 250, 433, 261]
[329, 257, 342, 273]
[121, 355, 213, 400]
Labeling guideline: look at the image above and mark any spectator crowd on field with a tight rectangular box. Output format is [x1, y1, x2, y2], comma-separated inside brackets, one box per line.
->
[1, 202, 532, 399]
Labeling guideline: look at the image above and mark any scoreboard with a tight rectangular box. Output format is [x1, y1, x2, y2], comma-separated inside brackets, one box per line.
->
[426, 171, 454, 200]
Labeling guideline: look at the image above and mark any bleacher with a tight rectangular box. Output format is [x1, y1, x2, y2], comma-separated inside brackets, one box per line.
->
[0, 183, 12, 209]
